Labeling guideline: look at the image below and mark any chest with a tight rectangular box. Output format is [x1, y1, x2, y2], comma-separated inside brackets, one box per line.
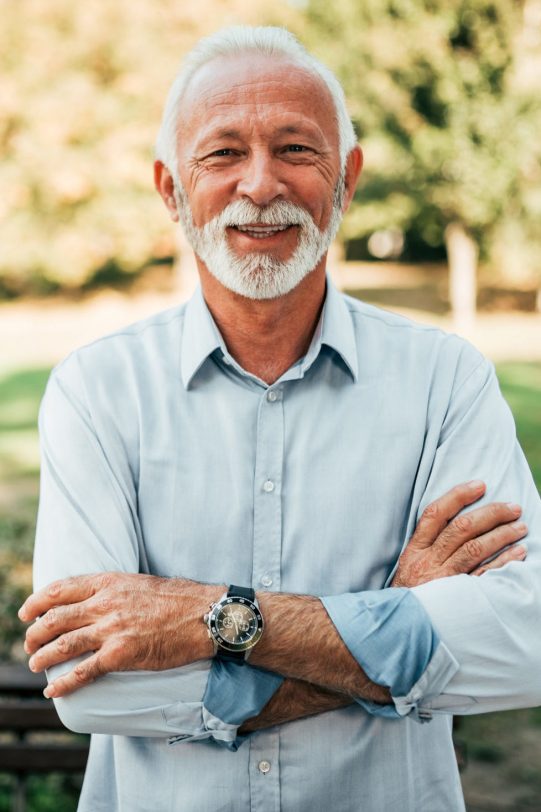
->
[134, 367, 431, 597]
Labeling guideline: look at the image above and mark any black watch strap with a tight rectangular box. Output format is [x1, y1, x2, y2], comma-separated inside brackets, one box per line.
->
[215, 586, 256, 665]
[218, 649, 246, 663]
[227, 585, 255, 601]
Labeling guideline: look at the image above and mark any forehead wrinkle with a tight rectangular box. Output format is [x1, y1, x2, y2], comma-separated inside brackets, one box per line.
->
[181, 60, 335, 119]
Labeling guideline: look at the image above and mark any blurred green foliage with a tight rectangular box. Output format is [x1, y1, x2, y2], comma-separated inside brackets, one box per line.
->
[1, 0, 540, 294]
[0, 774, 83, 812]
[0, 0, 299, 295]
[302, 0, 541, 279]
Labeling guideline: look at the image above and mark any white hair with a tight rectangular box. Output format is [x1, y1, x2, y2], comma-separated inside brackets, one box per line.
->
[155, 25, 357, 177]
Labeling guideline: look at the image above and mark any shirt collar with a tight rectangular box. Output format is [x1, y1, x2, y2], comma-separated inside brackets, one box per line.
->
[309, 276, 359, 382]
[180, 286, 224, 388]
[180, 276, 359, 389]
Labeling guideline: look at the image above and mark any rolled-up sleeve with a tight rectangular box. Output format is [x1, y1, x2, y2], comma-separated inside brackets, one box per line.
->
[322, 588, 458, 720]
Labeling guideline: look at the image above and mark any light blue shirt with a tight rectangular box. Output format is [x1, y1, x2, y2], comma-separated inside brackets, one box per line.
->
[34, 279, 541, 812]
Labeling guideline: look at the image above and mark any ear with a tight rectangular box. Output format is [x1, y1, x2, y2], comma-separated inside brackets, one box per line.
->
[154, 161, 180, 222]
[341, 146, 363, 213]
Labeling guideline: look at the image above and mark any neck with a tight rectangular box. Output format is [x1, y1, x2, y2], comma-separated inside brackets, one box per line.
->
[197, 261, 327, 385]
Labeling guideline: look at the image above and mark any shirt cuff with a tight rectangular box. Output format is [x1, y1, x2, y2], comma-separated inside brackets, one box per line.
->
[321, 588, 458, 721]
[168, 660, 284, 750]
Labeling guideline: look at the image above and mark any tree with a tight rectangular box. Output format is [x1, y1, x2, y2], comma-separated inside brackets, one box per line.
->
[0, 0, 302, 295]
[302, 0, 541, 327]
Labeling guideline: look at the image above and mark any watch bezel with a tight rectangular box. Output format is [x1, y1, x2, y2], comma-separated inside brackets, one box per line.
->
[209, 596, 264, 653]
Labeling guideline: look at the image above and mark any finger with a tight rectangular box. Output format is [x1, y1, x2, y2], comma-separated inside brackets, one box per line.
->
[471, 544, 527, 576]
[24, 600, 93, 655]
[446, 521, 528, 575]
[28, 628, 97, 673]
[19, 574, 107, 623]
[434, 502, 523, 562]
[43, 652, 107, 698]
[410, 481, 487, 549]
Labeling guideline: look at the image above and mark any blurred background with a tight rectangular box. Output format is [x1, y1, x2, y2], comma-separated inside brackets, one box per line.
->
[0, 0, 540, 809]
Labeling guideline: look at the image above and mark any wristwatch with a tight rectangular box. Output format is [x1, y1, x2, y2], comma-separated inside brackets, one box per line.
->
[204, 585, 264, 664]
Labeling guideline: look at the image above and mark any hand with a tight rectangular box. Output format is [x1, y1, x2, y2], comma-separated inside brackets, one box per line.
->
[18, 573, 222, 698]
[392, 481, 528, 588]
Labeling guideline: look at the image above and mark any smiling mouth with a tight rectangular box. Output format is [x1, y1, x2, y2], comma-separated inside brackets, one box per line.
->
[229, 224, 296, 239]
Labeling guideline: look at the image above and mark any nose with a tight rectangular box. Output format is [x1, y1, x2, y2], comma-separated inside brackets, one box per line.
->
[236, 152, 287, 207]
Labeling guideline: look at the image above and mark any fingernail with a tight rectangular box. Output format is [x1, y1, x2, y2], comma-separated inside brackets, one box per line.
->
[511, 521, 527, 533]
[506, 503, 522, 514]
[514, 545, 527, 557]
[43, 685, 55, 699]
[28, 658, 36, 672]
[467, 480, 484, 489]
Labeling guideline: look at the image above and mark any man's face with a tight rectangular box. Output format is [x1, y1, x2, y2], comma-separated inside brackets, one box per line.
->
[172, 54, 346, 299]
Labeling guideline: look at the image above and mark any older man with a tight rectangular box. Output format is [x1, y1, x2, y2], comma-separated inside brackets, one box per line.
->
[19, 26, 540, 812]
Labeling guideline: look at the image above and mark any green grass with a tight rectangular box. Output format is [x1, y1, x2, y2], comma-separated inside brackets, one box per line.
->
[497, 362, 541, 488]
[0, 368, 49, 481]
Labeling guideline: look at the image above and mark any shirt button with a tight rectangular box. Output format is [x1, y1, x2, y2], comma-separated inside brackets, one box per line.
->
[258, 760, 271, 774]
[267, 390, 278, 402]
[260, 574, 273, 588]
[263, 480, 275, 493]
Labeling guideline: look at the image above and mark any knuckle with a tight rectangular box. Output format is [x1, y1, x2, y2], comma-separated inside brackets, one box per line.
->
[409, 558, 426, 580]
[73, 663, 89, 685]
[56, 635, 72, 655]
[485, 502, 505, 522]
[96, 596, 114, 614]
[465, 537, 483, 560]
[421, 502, 440, 522]
[100, 572, 116, 589]
[56, 635, 71, 654]
[449, 553, 469, 574]
[43, 609, 58, 629]
[453, 514, 473, 535]
[47, 581, 62, 599]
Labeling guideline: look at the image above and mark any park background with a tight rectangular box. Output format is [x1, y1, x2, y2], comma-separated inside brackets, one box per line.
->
[0, 0, 540, 809]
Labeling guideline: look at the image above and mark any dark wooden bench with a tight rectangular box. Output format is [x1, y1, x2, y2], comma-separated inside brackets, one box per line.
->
[0, 663, 89, 811]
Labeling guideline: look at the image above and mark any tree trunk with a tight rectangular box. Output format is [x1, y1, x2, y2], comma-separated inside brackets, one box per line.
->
[444, 222, 478, 334]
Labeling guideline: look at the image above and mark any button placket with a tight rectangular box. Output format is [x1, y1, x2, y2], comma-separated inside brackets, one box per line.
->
[252, 390, 284, 595]
[249, 730, 280, 812]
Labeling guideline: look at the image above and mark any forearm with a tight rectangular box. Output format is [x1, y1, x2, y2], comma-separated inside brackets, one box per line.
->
[250, 592, 390, 704]
[239, 678, 353, 734]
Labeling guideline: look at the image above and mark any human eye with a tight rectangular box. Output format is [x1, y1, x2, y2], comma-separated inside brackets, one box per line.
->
[285, 144, 309, 152]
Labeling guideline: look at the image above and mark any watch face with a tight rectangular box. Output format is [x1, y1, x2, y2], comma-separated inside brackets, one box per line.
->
[210, 598, 263, 652]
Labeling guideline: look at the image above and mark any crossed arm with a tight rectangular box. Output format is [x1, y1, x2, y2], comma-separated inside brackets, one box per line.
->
[19, 481, 527, 731]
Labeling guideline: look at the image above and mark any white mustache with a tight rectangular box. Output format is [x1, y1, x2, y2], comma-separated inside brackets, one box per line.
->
[208, 199, 314, 231]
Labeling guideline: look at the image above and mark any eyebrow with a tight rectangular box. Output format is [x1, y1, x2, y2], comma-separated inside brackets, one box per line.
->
[199, 123, 321, 146]
[199, 128, 243, 143]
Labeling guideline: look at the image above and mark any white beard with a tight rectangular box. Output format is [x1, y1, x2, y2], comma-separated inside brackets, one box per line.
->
[174, 181, 344, 300]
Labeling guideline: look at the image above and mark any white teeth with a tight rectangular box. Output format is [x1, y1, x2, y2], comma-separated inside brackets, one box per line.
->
[235, 224, 290, 238]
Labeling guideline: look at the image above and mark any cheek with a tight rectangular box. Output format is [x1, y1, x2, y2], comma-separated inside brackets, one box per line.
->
[190, 183, 235, 227]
